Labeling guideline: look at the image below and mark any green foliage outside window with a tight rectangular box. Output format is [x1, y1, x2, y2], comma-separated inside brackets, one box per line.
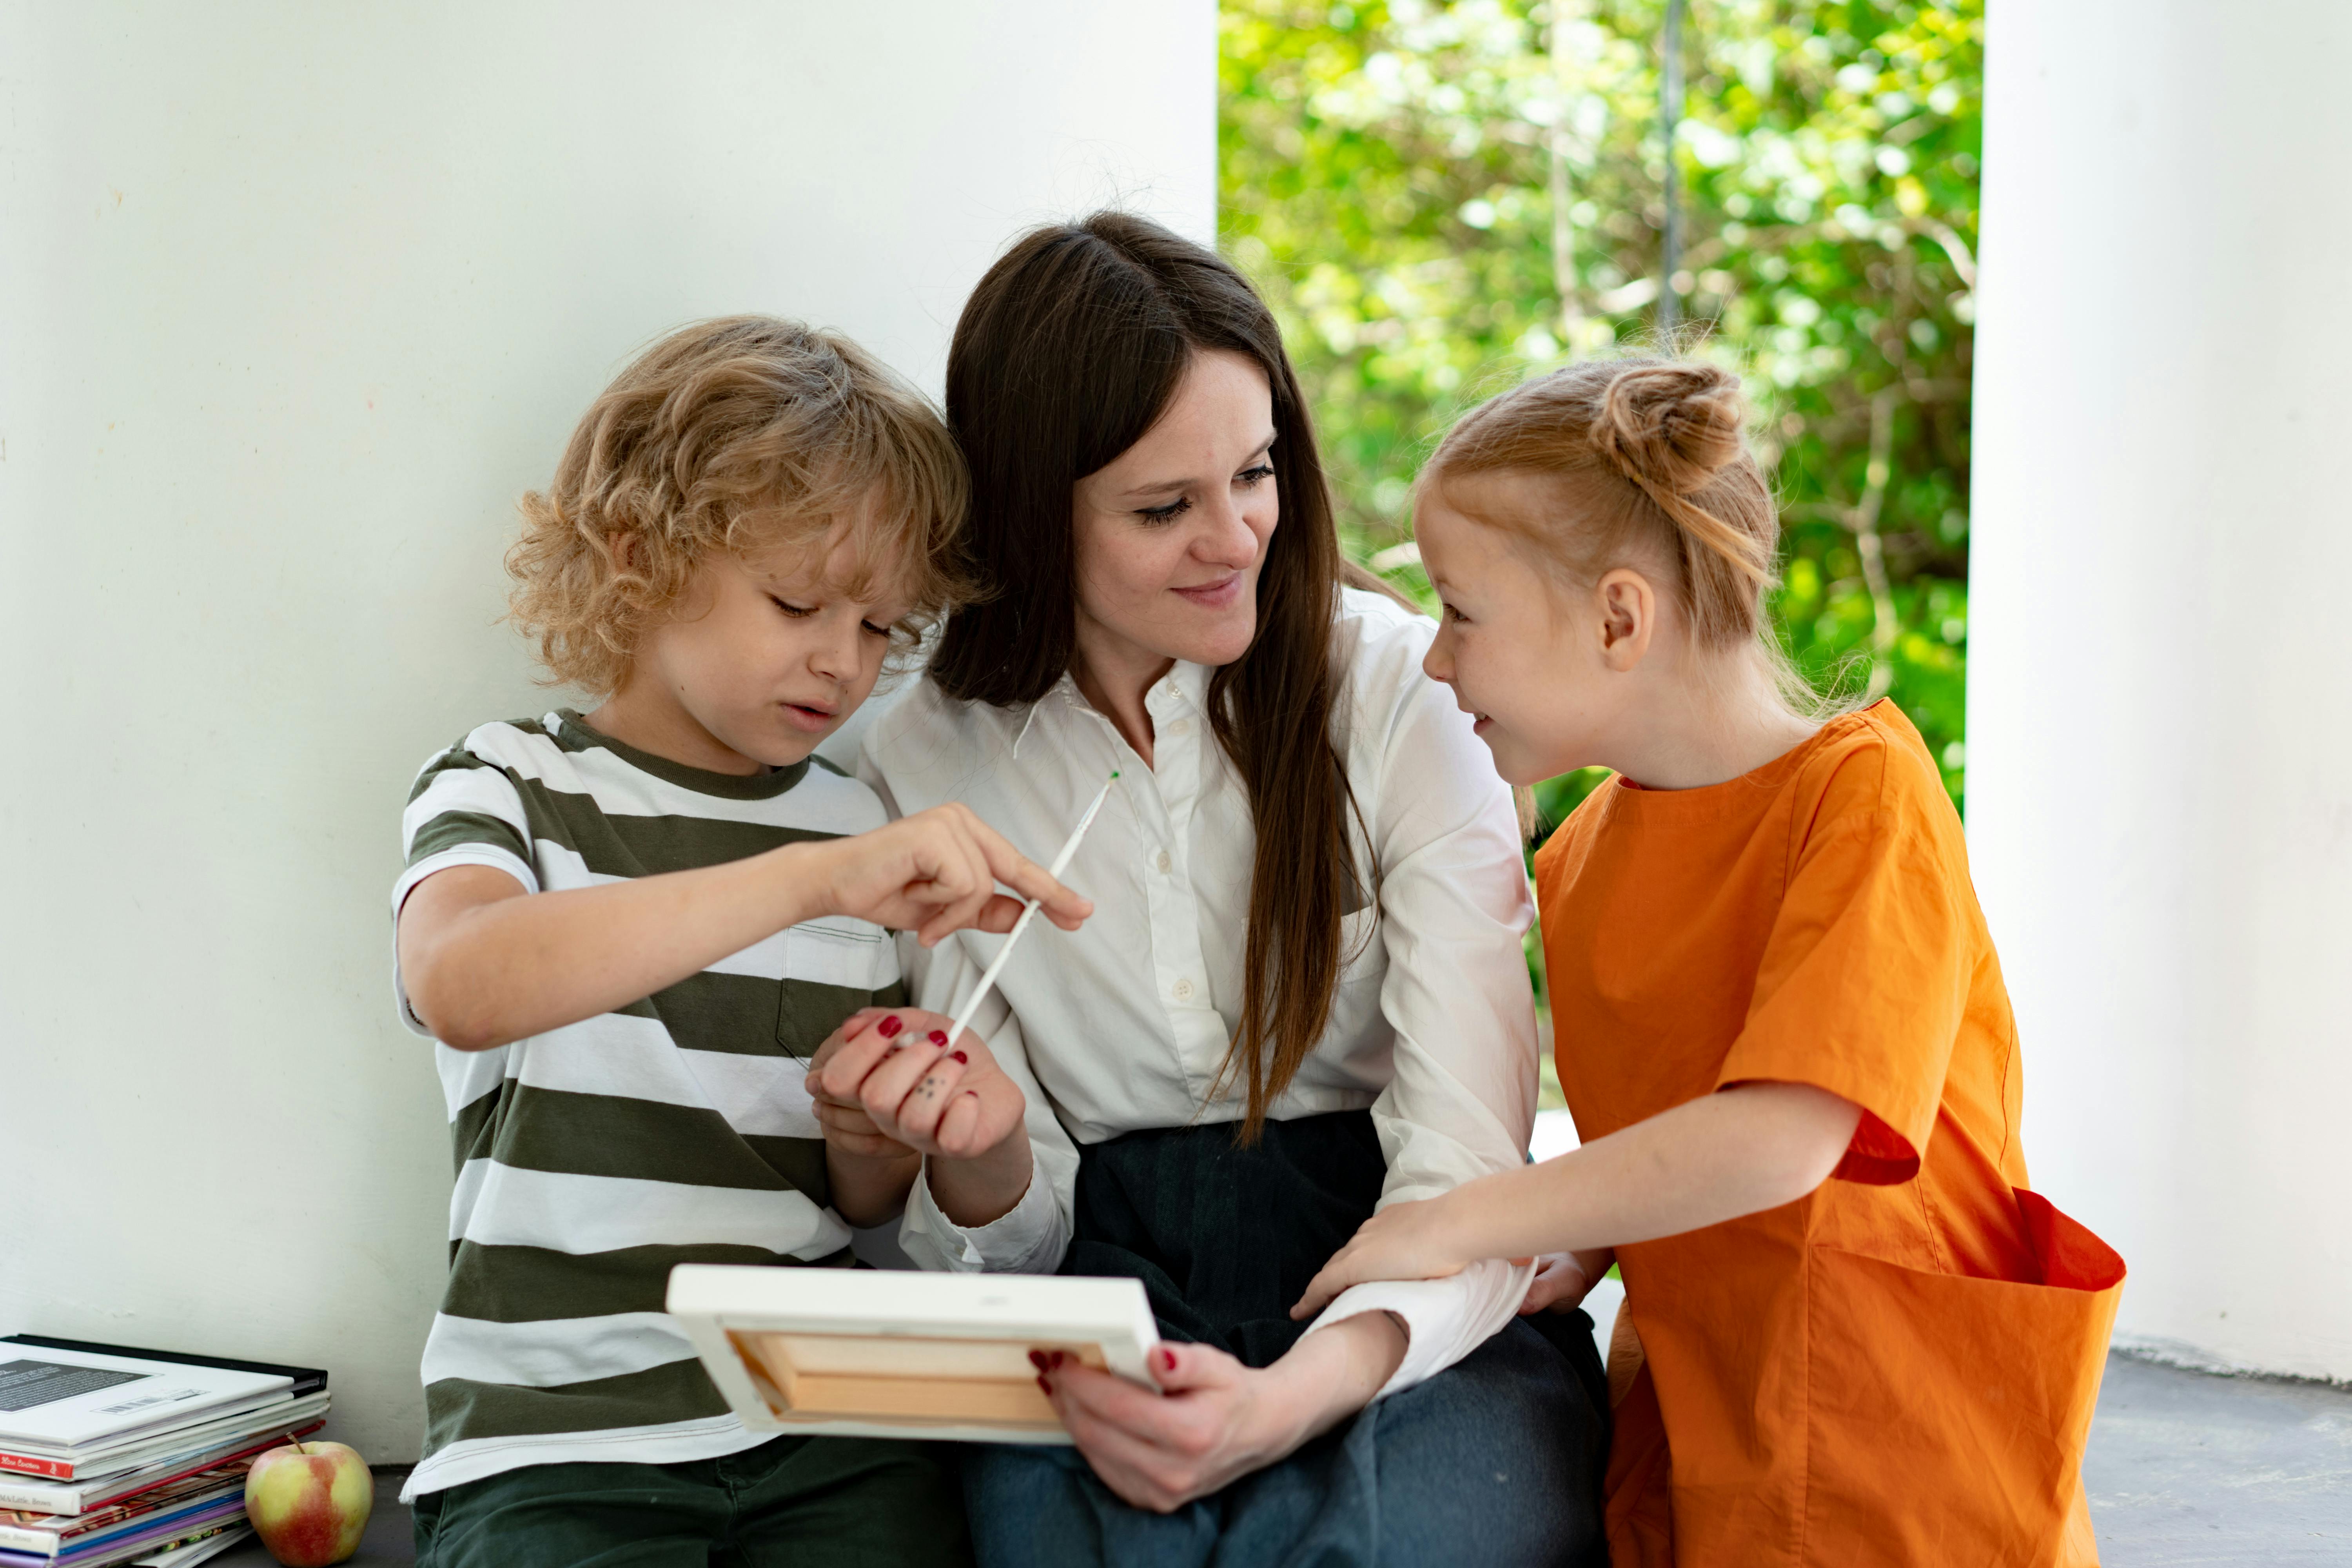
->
[1219, 0, 1980, 840]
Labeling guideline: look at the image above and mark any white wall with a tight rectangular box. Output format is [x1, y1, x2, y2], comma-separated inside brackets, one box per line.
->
[1970, 0, 2352, 1380]
[0, 1, 1212, 1462]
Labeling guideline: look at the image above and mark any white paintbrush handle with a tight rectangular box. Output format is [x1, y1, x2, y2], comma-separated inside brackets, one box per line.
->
[940, 772, 1117, 1048]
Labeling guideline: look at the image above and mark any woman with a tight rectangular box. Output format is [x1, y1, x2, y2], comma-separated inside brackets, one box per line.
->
[820, 213, 1608, 1566]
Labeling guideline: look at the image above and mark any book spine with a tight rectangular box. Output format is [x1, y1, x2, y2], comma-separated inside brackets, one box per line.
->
[0, 1459, 69, 1483]
[0, 1519, 57, 1555]
[0, 1478, 73, 1515]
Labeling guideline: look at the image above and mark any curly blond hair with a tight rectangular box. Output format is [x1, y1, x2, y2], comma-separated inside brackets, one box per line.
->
[507, 316, 970, 695]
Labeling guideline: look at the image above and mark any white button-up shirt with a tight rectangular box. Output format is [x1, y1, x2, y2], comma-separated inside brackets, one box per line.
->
[858, 589, 1539, 1396]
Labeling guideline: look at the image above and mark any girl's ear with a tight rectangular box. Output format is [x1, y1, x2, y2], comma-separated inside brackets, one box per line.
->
[1595, 568, 1656, 671]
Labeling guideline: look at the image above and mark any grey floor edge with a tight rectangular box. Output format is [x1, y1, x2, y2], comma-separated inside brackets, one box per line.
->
[205, 1351, 2350, 1565]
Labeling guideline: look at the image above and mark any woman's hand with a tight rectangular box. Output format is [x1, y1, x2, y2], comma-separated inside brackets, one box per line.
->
[1031, 1310, 1405, 1515]
[1031, 1343, 1304, 1513]
[1289, 1191, 1477, 1320]
[806, 1008, 1026, 1161]
[811, 804, 1093, 947]
[1517, 1249, 1612, 1316]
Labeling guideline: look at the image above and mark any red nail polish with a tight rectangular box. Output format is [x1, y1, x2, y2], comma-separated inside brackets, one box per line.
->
[927, 1029, 948, 1046]
[1036, 1375, 1052, 1394]
[1050, 1350, 1068, 1369]
[949, 1049, 968, 1064]
[877, 1015, 903, 1038]
[1027, 1350, 1049, 1370]
[1158, 1347, 1177, 1372]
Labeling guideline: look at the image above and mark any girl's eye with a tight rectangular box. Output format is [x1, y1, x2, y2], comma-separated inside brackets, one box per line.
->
[860, 620, 893, 639]
[1236, 463, 1275, 488]
[1136, 496, 1192, 524]
[769, 597, 816, 618]
[1443, 603, 1468, 625]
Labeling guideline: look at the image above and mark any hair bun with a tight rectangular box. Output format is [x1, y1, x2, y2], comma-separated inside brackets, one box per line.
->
[1590, 361, 1746, 497]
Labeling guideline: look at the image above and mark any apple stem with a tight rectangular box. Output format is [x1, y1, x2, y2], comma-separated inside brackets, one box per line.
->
[283, 1430, 305, 1456]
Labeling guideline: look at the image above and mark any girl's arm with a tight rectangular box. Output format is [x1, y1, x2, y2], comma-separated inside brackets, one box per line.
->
[398, 804, 1091, 1051]
[1294, 1080, 1861, 1316]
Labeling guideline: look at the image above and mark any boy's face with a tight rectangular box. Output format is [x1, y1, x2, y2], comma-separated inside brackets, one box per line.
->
[623, 524, 913, 774]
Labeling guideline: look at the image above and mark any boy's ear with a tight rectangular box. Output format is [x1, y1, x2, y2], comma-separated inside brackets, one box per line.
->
[1595, 568, 1655, 671]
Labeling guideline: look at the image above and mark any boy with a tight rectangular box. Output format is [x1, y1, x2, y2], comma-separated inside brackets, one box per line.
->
[391, 317, 1089, 1567]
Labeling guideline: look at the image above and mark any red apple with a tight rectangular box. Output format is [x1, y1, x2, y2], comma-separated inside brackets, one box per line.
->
[243, 1438, 372, 1567]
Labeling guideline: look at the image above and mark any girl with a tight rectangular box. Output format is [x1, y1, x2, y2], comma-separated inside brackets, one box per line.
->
[809, 213, 1609, 1566]
[1295, 358, 2125, 1567]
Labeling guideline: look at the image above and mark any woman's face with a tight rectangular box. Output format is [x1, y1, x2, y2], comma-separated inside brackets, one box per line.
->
[1069, 349, 1278, 679]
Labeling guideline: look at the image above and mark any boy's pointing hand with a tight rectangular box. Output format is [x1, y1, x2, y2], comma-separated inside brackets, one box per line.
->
[809, 804, 1094, 947]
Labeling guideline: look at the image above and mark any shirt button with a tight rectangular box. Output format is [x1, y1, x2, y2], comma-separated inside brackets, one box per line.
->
[1171, 978, 1195, 1002]
[1165, 718, 1190, 737]
[1156, 849, 1172, 874]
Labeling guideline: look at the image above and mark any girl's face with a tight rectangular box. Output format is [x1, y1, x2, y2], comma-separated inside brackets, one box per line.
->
[1416, 476, 1653, 785]
[1069, 349, 1279, 680]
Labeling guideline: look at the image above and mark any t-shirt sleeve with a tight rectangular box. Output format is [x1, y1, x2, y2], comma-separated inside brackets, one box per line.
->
[391, 744, 537, 1036]
[1713, 754, 1970, 1185]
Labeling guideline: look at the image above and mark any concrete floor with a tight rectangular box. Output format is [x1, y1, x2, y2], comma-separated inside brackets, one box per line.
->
[210, 1353, 2349, 1565]
[2082, 1353, 2352, 1564]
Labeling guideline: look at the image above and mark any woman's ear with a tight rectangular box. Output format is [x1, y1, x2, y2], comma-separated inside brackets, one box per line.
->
[1594, 568, 1656, 671]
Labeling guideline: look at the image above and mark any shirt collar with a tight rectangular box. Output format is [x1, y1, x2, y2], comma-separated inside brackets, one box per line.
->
[1008, 662, 1212, 760]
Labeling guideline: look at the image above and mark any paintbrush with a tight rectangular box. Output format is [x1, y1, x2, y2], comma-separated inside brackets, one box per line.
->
[940, 769, 1120, 1050]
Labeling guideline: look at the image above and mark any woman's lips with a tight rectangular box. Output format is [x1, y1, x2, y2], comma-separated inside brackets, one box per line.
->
[1171, 573, 1244, 609]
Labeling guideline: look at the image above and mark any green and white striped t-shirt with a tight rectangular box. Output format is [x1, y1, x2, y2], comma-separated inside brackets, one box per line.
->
[391, 710, 902, 1500]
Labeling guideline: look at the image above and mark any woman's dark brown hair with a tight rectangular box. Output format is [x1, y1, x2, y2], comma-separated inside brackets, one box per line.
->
[932, 211, 1366, 1140]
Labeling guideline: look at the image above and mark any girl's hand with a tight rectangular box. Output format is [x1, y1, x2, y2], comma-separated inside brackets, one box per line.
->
[808, 1008, 1026, 1161]
[1289, 1193, 1474, 1319]
[811, 804, 1092, 947]
[1032, 1344, 1307, 1513]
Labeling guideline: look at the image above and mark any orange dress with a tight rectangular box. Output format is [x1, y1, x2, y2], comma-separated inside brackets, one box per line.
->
[1535, 702, 2124, 1568]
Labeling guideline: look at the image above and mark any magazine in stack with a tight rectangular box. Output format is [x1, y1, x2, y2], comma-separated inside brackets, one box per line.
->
[0, 1337, 330, 1568]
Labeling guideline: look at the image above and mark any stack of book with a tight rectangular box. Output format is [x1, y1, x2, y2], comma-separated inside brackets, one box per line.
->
[0, 1338, 330, 1568]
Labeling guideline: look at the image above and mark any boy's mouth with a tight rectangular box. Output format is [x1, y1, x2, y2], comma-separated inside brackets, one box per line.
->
[779, 699, 838, 733]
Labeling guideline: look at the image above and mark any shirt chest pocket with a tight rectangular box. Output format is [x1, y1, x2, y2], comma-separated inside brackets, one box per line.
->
[775, 920, 900, 1057]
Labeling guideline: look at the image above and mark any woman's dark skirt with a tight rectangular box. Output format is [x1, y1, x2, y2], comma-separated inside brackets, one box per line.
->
[963, 1110, 1609, 1568]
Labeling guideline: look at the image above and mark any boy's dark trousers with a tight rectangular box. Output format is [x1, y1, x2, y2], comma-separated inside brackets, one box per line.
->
[410, 1433, 969, 1568]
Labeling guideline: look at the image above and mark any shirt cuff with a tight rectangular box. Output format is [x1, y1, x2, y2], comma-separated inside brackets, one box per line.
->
[1304, 1256, 1532, 1399]
[897, 1157, 1066, 1275]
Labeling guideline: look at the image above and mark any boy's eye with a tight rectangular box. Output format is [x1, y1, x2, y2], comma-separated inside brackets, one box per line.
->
[1136, 495, 1192, 524]
[1236, 463, 1275, 488]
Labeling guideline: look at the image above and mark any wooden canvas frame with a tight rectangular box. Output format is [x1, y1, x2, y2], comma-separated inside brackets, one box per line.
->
[665, 1265, 1161, 1445]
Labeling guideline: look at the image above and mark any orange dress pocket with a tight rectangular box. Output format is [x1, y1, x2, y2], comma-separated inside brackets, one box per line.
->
[1803, 1192, 2123, 1568]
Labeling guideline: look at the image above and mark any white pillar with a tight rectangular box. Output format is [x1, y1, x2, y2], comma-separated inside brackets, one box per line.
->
[1971, 0, 2352, 1379]
[0, 1, 1212, 1460]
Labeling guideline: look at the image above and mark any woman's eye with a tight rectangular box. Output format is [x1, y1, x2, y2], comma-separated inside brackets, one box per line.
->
[1236, 463, 1275, 488]
[1136, 496, 1192, 524]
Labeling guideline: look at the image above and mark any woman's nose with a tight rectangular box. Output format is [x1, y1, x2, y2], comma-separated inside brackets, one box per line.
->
[1194, 492, 1262, 569]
